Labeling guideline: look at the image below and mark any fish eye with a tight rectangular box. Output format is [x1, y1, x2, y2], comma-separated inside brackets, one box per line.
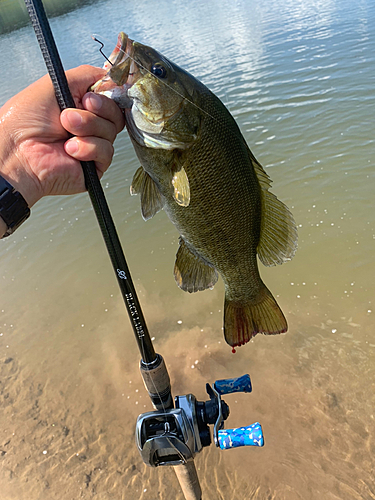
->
[151, 63, 167, 78]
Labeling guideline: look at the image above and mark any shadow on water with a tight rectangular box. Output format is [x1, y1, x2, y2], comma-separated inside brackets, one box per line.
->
[0, 0, 97, 35]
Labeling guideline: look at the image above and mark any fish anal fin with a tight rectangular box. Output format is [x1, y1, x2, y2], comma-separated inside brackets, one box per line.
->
[172, 167, 190, 207]
[250, 154, 298, 266]
[130, 166, 165, 221]
[174, 238, 218, 293]
[224, 284, 287, 348]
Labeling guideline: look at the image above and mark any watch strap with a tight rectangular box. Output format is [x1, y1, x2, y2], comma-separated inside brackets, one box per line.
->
[0, 176, 30, 238]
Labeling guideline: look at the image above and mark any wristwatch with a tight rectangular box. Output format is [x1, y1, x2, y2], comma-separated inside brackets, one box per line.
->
[0, 176, 30, 238]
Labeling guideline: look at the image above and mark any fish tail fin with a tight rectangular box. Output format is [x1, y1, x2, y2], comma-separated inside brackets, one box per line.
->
[224, 284, 287, 348]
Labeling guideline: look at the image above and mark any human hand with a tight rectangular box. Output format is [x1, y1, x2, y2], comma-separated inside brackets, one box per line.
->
[0, 65, 125, 209]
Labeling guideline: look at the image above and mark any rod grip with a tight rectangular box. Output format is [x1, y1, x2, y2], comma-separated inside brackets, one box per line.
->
[140, 355, 172, 410]
[173, 461, 202, 500]
[218, 422, 263, 449]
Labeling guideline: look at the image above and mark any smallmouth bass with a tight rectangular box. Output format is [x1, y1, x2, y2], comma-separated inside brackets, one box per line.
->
[92, 32, 297, 350]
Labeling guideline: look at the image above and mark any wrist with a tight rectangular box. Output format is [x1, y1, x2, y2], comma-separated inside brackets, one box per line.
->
[0, 104, 42, 209]
[0, 176, 31, 238]
[0, 117, 34, 239]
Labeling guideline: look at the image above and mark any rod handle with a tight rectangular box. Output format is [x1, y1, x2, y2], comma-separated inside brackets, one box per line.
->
[214, 374, 252, 395]
[218, 422, 264, 449]
[173, 461, 202, 500]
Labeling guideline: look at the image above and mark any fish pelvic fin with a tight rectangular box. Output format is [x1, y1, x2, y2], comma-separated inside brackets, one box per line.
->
[174, 238, 218, 293]
[224, 284, 287, 348]
[250, 152, 298, 266]
[130, 166, 165, 221]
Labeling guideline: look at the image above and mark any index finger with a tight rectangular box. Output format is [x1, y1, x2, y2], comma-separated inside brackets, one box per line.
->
[81, 92, 125, 134]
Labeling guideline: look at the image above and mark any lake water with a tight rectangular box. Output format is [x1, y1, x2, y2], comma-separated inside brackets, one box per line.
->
[0, 0, 374, 499]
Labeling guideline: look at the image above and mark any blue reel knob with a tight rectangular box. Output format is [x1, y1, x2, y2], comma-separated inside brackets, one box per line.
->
[218, 422, 264, 449]
[214, 374, 252, 395]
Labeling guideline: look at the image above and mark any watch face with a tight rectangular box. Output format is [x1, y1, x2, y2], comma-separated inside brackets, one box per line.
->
[0, 176, 30, 236]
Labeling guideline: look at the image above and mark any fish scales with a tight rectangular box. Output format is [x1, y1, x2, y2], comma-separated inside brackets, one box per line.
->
[171, 92, 262, 296]
[92, 32, 297, 349]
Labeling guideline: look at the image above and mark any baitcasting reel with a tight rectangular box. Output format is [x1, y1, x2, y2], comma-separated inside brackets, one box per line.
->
[135, 374, 263, 467]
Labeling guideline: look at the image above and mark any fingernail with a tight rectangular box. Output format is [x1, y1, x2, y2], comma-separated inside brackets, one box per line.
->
[65, 139, 79, 155]
[87, 92, 103, 111]
[66, 110, 82, 128]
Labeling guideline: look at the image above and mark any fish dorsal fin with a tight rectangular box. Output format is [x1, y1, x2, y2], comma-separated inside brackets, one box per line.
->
[174, 237, 218, 293]
[130, 166, 165, 221]
[172, 167, 190, 207]
[250, 152, 298, 266]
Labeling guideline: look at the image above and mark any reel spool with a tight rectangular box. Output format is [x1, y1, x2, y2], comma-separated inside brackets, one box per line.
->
[136, 374, 263, 467]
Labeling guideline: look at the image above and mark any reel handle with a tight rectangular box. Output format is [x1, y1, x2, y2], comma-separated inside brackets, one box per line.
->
[214, 374, 252, 395]
[218, 422, 264, 450]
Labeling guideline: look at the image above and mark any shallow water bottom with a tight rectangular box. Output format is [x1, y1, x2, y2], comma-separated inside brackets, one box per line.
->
[1, 282, 374, 500]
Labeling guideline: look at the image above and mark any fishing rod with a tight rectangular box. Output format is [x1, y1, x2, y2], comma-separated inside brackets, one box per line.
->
[24, 2, 264, 498]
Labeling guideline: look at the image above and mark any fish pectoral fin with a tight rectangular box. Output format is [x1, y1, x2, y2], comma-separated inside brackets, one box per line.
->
[130, 166, 165, 221]
[174, 238, 218, 293]
[250, 153, 298, 266]
[171, 167, 190, 207]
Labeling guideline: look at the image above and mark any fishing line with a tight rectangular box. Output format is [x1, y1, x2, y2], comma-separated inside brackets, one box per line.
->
[24, 0, 157, 366]
[205, 12, 233, 114]
[92, 34, 235, 131]
[89, 34, 189, 448]
[23, 0, 177, 456]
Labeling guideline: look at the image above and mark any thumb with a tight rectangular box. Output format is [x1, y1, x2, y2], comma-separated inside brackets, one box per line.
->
[65, 65, 107, 108]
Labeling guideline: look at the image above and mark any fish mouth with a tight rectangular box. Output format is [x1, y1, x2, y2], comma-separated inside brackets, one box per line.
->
[90, 32, 139, 99]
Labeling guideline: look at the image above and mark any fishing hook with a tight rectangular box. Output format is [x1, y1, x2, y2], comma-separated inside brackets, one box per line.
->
[92, 35, 113, 66]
